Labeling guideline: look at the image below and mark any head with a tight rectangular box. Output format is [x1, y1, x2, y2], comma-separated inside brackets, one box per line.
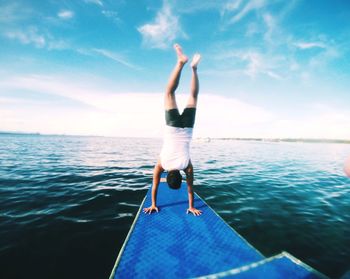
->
[167, 170, 182, 190]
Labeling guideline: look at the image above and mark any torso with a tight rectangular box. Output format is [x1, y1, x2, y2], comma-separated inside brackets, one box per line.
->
[160, 126, 193, 171]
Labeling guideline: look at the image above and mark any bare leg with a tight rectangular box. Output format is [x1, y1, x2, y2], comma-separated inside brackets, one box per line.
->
[165, 44, 188, 110]
[186, 53, 201, 108]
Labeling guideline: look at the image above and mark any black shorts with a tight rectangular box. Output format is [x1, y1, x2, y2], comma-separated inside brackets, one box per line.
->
[165, 108, 196, 128]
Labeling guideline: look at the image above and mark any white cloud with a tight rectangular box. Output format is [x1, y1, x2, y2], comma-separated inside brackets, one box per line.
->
[0, 74, 162, 136]
[2, 74, 349, 139]
[92, 49, 141, 70]
[47, 38, 69, 50]
[0, 74, 272, 137]
[227, 0, 269, 24]
[0, 2, 32, 24]
[263, 109, 350, 139]
[58, 10, 74, 19]
[262, 13, 276, 42]
[266, 71, 282, 80]
[195, 94, 273, 138]
[84, 0, 103, 6]
[294, 42, 326, 49]
[138, 2, 185, 49]
[4, 27, 131, 63]
[0, 4, 70, 49]
[101, 10, 121, 25]
[243, 52, 282, 79]
[4, 27, 70, 50]
[244, 52, 261, 78]
[5, 27, 46, 48]
[309, 46, 340, 68]
[214, 50, 283, 80]
[222, 0, 298, 49]
[173, 1, 226, 14]
[293, 40, 340, 69]
[222, 0, 243, 14]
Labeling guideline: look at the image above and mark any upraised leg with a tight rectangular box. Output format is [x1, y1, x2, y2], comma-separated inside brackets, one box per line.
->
[186, 53, 201, 108]
[165, 44, 188, 110]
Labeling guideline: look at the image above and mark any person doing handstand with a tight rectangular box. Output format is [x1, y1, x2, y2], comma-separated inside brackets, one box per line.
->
[143, 44, 202, 217]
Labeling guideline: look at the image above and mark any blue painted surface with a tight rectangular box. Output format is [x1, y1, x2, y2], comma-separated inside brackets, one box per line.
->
[111, 173, 327, 279]
[213, 256, 326, 279]
[112, 173, 263, 278]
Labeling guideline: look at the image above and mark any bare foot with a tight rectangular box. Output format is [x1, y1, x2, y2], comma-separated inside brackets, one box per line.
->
[174, 43, 188, 64]
[191, 53, 201, 69]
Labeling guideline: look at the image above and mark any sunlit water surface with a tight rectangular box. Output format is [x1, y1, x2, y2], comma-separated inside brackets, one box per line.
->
[0, 135, 349, 278]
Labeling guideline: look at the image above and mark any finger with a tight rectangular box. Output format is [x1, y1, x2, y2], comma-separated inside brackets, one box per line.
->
[186, 209, 189, 214]
[155, 208, 159, 212]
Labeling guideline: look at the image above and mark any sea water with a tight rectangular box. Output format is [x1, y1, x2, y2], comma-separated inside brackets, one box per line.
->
[0, 135, 349, 278]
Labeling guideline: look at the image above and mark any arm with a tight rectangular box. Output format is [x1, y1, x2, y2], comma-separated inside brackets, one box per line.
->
[143, 159, 163, 214]
[184, 161, 202, 216]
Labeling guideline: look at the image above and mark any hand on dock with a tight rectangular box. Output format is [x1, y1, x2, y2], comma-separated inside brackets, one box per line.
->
[143, 205, 159, 214]
[186, 207, 202, 216]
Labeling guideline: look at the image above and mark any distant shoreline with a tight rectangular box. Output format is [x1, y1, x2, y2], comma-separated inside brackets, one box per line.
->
[1, 131, 349, 144]
[211, 137, 350, 144]
[0, 131, 42, 136]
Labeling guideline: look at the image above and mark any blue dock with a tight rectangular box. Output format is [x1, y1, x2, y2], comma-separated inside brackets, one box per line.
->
[110, 173, 328, 278]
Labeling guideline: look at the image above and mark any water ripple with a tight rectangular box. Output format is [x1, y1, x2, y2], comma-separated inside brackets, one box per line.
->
[0, 135, 350, 278]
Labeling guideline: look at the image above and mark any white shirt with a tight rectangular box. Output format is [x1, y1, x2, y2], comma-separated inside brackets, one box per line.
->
[160, 126, 193, 170]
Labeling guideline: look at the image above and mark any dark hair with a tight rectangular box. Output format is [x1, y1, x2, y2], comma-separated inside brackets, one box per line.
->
[166, 170, 182, 190]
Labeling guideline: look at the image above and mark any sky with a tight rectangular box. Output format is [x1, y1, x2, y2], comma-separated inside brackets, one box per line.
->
[1, 0, 350, 139]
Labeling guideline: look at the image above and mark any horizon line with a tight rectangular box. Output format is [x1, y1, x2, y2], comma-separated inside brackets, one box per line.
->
[1, 131, 349, 143]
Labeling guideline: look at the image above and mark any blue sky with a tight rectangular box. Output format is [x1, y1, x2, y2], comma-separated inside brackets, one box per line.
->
[1, 0, 350, 138]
